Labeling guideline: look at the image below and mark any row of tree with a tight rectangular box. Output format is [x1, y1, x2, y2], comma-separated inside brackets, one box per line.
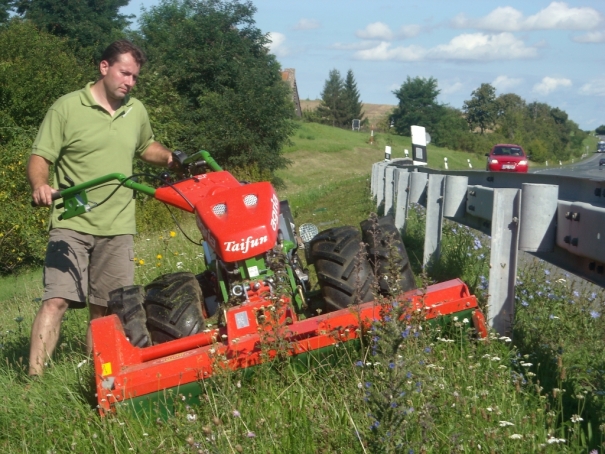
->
[1, 0, 297, 274]
[307, 69, 365, 128]
[390, 76, 586, 162]
[310, 73, 587, 163]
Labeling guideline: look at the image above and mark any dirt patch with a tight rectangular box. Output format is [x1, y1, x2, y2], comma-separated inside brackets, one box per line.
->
[300, 100, 396, 127]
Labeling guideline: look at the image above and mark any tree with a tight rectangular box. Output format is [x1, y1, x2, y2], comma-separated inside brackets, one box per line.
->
[343, 69, 364, 126]
[137, 0, 295, 174]
[596, 125, 605, 135]
[391, 76, 443, 136]
[317, 69, 348, 127]
[0, 0, 12, 22]
[11, 0, 132, 59]
[432, 107, 472, 150]
[463, 83, 497, 135]
[495, 93, 526, 142]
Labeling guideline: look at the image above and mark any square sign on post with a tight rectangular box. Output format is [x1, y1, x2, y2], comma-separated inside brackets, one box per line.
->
[352, 119, 360, 131]
[411, 125, 428, 166]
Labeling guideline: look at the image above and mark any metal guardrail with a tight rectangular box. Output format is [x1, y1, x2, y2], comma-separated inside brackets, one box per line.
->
[371, 159, 605, 335]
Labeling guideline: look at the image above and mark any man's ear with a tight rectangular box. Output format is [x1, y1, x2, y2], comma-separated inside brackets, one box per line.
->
[99, 60, 110, 76]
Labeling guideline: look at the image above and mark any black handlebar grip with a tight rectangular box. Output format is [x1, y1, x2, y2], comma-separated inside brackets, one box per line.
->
[31, 191, 62, 207]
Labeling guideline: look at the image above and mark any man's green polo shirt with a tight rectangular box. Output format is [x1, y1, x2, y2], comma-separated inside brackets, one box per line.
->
[32, 82, 155, 235]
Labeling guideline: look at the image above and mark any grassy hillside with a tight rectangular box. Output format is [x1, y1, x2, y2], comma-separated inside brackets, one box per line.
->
[300, 100, 395, 127]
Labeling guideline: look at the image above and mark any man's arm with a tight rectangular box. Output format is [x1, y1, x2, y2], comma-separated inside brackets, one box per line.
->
[140, 142, 174, 167]
[27, 154, 57, 207]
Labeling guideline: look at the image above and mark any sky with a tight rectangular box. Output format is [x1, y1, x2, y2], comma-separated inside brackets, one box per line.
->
[121, 1, 605, 130]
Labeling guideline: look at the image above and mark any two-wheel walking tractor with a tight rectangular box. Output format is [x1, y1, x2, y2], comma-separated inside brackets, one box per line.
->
[50, 151, 488, 416]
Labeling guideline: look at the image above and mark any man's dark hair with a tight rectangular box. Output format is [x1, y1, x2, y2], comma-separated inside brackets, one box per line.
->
[100, 40, 147, 67]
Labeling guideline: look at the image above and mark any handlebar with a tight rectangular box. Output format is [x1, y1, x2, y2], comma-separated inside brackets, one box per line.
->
[30, 150, 220, 220]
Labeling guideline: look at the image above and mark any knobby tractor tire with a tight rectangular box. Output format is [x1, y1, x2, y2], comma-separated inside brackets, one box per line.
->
[360, 215, 416, 296]
[107, 285, 152, 348]
[310, 226, 374, 311]
[144, 272, 206, 345]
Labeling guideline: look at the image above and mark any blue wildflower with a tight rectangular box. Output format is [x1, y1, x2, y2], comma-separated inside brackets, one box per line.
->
[521, 300, 529, 307]
[406, 371, 412, 379]
[365, 382, 372, 388]
[390, 402, 397, 408]
[424, 347, 431, 353]
[590, 310, 600, 319]
[544, 269, 550, 276]
[355, 361, 363, 367]
[389, 362, 395, 369]
[573, 290, 579, 298]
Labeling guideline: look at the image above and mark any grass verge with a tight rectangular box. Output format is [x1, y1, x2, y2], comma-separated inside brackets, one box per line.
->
[0, 126, 603, 452]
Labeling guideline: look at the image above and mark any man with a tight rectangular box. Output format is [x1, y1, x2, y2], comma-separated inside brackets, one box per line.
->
[27, 40, 174, 376]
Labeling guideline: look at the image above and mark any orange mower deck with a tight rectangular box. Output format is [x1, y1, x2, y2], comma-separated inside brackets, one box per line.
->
[91, 278, 487, 415]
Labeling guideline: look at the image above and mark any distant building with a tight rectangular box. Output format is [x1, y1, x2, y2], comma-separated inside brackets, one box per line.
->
[281, 68, 302, 118]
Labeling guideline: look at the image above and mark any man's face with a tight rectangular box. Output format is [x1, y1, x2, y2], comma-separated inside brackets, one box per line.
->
[99, 52, 141, 102]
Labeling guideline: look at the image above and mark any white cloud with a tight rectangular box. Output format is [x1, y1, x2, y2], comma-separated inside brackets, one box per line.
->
[429, 33, 537, 60]
[267, 32, 289, 57]
[579, 79, 605, 96]
[532, 77, 572, 95]
[331, 41, 378, 51]
[573, 31, 605, 43]
[493, 75, 524, 91]
[356, 22, 394, 40]
[440, 80, 464, 95]
[452, 2, 602, 32]
[399, 24, 422, 38]
[355, 32, 537, 61]
[355, 41, 425, 61]
[293, 18, 320, 31]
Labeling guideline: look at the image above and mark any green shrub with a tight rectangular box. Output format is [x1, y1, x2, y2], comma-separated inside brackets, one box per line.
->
[0, 20, 90, 274]
[0, 134, 49, 274]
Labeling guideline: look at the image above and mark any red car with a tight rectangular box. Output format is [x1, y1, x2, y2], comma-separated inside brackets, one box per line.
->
[486, 144, 529, 173]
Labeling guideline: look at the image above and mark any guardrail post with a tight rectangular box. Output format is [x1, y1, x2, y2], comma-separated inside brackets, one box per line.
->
[423, 175, 445, 269]
[371, 162, 380, 198]
[376, 162, 389, 208]
[488, 188, 521, 336]
[409, 172, 428, 205]
[519, 183, 558, 252]
[443, 175, 469, 219]
[394, 169, 411, 231]
[384, 167, 396, 216]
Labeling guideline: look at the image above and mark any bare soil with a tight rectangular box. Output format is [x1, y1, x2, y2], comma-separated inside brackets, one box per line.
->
[300, 100, 396, 128]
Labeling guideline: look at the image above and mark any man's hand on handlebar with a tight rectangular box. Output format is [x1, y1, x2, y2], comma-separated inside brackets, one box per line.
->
[31, 184, 60, 207]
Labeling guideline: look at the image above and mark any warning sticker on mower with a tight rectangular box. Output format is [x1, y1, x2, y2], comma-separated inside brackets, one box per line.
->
[101, 362, 112, 376]
[234, 311, 250, 329]
[248, 266, 259, 278]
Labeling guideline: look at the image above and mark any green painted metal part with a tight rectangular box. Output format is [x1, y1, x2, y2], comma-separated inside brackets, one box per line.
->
[58, 173, 156, 220]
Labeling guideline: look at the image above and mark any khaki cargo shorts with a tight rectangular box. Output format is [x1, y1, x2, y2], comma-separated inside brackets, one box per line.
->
[43, 228, 135, 308]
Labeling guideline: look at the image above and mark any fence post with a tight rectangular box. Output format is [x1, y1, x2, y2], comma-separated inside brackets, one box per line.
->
[394, 169, 410, 231]
[487, 188, 521, 336]
[423, 175, 445, 269]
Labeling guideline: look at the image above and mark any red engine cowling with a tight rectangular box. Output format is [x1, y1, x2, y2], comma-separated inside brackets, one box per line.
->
[154, 172, 279, 262]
